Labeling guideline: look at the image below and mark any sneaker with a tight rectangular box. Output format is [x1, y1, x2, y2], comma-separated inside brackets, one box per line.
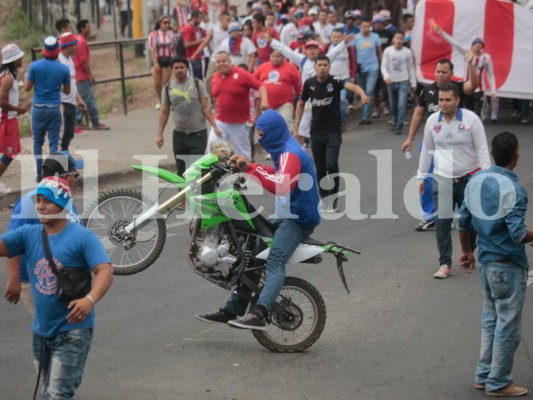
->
[347, 104, 355, 111]
[371, 109, 379, 118]
[228, 311, 266, 331]
[358, 119, 367, 126]
[486, 383, 527, 397]
[434, 265, 452, 279]
[394, 128, 402, 135]
[388, 119, 394, 126]
[0, 181, 12, 194]
[521, 119, 528, 125]
[382, 105, 390, 115]
[155, 103, 161, 110]
[475, 383, 485, 390]
[195, 308, 236, 326]
[93, 123, 110, 131]
[415, 219, 435, 231]
[74, 126, 88, 136]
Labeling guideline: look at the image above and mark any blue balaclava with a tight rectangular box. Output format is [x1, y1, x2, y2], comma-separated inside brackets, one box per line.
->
[256, 109, 292, 168]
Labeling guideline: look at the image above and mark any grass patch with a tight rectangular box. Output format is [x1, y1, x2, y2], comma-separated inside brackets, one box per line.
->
[3, 7, 49, 53]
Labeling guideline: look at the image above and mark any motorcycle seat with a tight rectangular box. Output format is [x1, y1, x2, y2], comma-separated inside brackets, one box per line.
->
[302, 237, 325, 246]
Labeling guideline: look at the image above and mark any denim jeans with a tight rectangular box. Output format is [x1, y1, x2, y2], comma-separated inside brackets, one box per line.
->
[357, 70, 378, 121]
[419, 142, 436, 222]
[431, 174, 476, 266]
[387, 80, 410, 130]
[225, 219, 313, 315]
[476, 262, 527, 391]
[31, 106, 62, 179]
[77, 79, 100, 126]
[33, 329, 93, 400]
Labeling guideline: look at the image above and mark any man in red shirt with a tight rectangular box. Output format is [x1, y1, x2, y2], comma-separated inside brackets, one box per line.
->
[252, 13, 280, 67]
[253, 50, 301, 132]
[208, 51, 268, 159]
[73, 19, 109, 130]
[182, 10, 206, 79]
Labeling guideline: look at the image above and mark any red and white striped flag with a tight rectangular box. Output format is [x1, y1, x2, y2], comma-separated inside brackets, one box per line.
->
[412, 0, 533, 99]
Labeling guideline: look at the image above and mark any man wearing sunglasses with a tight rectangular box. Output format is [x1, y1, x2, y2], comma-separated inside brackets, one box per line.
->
[4, 151, 83, 314]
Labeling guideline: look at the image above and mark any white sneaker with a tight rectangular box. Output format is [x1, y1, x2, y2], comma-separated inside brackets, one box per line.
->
[155, 103, 161, 110]
[434, 265, 452, 279]
[0, 181, 12, 194]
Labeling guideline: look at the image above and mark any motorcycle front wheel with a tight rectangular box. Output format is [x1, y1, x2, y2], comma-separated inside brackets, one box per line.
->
[85, 189, 166, 275]
[253, 277, 326, 353]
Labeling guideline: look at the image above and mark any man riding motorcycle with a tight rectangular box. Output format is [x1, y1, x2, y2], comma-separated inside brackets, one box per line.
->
[196, 109, 321, 330]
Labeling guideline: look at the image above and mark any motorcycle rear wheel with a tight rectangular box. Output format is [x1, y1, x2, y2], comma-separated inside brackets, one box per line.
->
[85, 189, 166, 275]
[252, 277, 326, 353]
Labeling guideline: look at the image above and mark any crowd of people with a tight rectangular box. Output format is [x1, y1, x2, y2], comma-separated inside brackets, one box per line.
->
[1, 0, 533, 399]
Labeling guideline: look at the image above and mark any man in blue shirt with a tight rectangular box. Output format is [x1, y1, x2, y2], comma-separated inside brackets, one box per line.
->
[4, 151, 83, 315]
[24, 36, 71, 182]
[351, 20, 382, 125]
[2, 176, 112, 400]
[458, 131, 533, 397]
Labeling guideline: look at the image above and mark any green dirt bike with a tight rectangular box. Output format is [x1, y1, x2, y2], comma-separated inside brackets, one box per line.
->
[86, 154, 359, 352]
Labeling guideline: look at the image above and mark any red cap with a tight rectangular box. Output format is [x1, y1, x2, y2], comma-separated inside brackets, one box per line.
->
[298, 16, 313, 27]
[305, 40, 320, 48]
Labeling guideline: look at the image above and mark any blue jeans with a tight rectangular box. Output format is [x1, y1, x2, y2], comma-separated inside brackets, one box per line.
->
[387, 80, 410, 130]
[33, 329, 93, 400]
[31, 106, 62, 179]
[419, 142, 436, 222]
[225, 219, 313, 315]
[431, 174, 476, 266]
[77, 79, 100, 126]
[476, 263, 527, 391]
[357, 70, 378, 121]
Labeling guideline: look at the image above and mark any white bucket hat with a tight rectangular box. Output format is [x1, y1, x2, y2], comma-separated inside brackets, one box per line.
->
[1, 44, 24, 65]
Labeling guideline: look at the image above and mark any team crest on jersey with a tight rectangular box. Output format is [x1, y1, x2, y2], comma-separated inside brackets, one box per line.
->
[268, 70, 280, 83]
[433, 123, 441, 133]
[34, 257, 62, 296]
[258, 38, 267, 48]
[327, 83, 334, 92]
[233, 73, 239, 79]
[457, 123, 466, 132]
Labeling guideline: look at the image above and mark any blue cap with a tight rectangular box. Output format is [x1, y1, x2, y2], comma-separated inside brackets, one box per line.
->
[35, 177, 72, 210]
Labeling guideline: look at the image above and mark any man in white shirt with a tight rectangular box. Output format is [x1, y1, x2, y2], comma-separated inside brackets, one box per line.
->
[381, 31, 416, 135]
[58, 33, 87, 151]
[313, 9, 333, 43]
[417, 82, 491, 279]
[217, 21, 257, 74]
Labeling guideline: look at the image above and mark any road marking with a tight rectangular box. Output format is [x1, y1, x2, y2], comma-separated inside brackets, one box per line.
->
[183, 328, 214, 341]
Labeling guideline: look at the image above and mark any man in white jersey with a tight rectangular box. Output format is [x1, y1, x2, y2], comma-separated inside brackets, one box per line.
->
[417, 82, 491, 279]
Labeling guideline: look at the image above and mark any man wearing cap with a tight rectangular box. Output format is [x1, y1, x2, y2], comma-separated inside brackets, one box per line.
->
[342, 10, 361, 35]
[207, 51, 268, 159]
[58, 33, 88, 151]
[380, 9, 397, 36]
[156, 57, 221, 176]
[266, 31, 352, 140]
[217, 22, 257, 75]
[4, 151, 84, 315]
[0, 44, 27, 194]
[2, 174, 112, 400]
[74, 20, 110, 131]
[24, 37, 71, 182]
[183, 10, 207, 79]
[253, 50, 301, 131]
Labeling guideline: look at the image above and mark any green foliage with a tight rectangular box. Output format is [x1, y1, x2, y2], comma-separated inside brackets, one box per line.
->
[3, 7, 47, 53]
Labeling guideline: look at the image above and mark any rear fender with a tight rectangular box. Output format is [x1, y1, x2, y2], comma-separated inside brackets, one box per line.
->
[131, 165, 187, 188]
[255, 243, 324, 264]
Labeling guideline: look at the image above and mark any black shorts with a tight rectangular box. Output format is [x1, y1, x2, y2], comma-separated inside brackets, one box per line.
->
[158, 56, 172, 68]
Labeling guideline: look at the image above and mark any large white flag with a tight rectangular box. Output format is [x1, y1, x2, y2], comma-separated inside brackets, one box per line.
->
[412, 0, 533, 99]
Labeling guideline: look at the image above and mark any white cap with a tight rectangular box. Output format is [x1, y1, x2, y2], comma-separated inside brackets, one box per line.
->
[1, 44, 24, 65]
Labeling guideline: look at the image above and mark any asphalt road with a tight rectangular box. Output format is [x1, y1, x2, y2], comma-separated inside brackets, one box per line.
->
[2, 109, 533, 400]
